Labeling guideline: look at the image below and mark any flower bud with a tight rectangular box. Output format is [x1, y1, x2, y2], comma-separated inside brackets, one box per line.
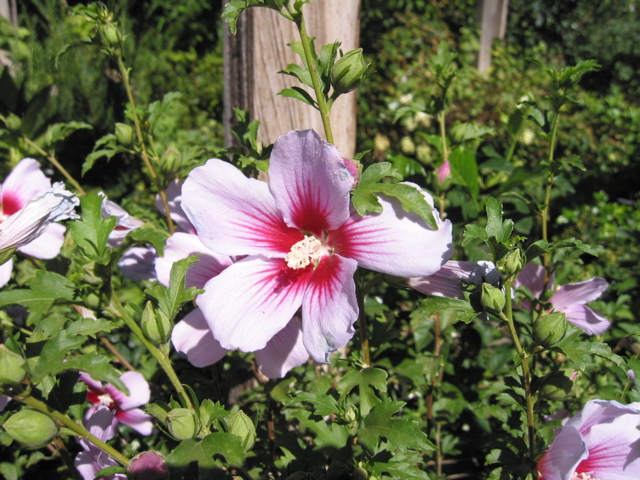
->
[115, 123, 134, 147]
[481, 283, 505, 314]
[3, 410, 58, 448]
[331, 49, 370, 95]
[226, 410, 256, 451]
[344, 405, 358, 424]
[141, 301, 172, 344]
[3, 113, 22, 131]
[533, 312, 567, 347]
[166, 408, 198, 440]
[100, 24, 122, 48]
[500, 250, 523, 277]
[128, 451, 169, 480]
[538, 371, 573, 400]
[0, 345, 26, 386]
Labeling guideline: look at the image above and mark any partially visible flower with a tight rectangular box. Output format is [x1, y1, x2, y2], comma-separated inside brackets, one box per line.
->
[516, 263, 610, 335]
[182, 129, 453, 363]
[158, 232, 310, 378]
[128, 451, 169, 480]
[117, 246, 157, 282]
[408, 260, 500, 299]
[75, 406, 125, 480]
[537, 399, 640, 480]
[80, 371, 153, 436]
[155, 179, 195, 234]
[99, 193, 144, 248]
[0, 160, 78, 287]
[436, 160, 451, 184]
[0, 395, 10, 411]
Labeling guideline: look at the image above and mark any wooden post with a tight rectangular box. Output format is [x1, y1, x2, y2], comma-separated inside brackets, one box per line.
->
[477, 0, 509, 73]
[224, 1, 361, 158]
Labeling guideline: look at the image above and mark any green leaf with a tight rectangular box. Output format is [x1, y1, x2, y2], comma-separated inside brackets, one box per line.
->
[449, 146, 479, 201]
[337, 367, 387, 416]
[450, 122, 494, 143]
[359, 399, 436, 453]
[165, 432, 246, 469]
[413, 296, 478, 325]
[65, 318, 116, 338]
[94, 466, 127, 478]
[290, 409, 349, 449]
[221, 0, 249, 34]
[560, 154, 586, 171]
[41, 122, 92, 147]
[370, 462, 430, 480]
[59, 353, 127, 392]
[554, 330, 626, 373]
[69, 193, 116, 261]
[147, 255, 204, 321]
[278, 87, 317, 108]
[296, 391, 341, 417]
[0, 271, 75, 323]
[125, 228, 168, 257]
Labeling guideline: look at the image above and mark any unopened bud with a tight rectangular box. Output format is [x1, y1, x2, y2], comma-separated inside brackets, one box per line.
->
[0, 345, 26, 386]
[344, 405, 358, 424]
[533, 312, 567, 347]
[226, 410, 256, 451]
[4, 114, 22, 131]
[481, 283, 505, 314]
[141, 302, 172, 344]
[115, 123, 134, 147]
[100, 24, 122, 48]
[331, 49, 370, 95]
[538, 371, 573, 400]
[128, 451, 169, 480]
[166, 408, 197, 440]
[500, 250, 523, 277]
[3, 410, 58, 448]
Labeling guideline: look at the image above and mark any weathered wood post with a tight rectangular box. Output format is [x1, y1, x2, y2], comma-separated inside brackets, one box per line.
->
[223, 1, 361, 158]
[477, 0, 509, 73]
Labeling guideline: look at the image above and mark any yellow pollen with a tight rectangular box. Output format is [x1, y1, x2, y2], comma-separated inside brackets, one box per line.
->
[286, 235, 323, 269]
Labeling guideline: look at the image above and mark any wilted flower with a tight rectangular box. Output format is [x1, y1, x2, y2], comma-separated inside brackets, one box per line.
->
[516, 263, 610, 335]
[537, 399, 640, 479]
[0, 159, 78, 287]
[75, 406, 125, 480]
[157, 231, 310, 378]
[408, 260, 500, 299]
[80, 371, 153, 436]
[181, 129, 452, 363]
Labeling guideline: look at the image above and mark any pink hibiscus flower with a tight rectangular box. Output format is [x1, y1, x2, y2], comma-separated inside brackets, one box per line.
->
[157, 231, 310, 378]
[537, 399, 640, 480]
[181, 129, 453, 362]
[80, 371, 153, 436]
[0, 158, 78, 287]
[407, 260, 500, 299]
[75, 406, 125, 480]
[516, 263, 610, 335]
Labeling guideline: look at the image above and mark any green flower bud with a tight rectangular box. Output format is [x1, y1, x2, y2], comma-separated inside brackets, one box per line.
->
[100, 24, 122, 48]
[226, 410, 256, 451]
[166, 408, 198, 440]
[533, 312, 568, 348]
[538, 370, 573, 400]
[0, 345, 26, 386]
[500, 249, 523, 277]
[141, 301, 172, 344]
[481, 283, 505, 314]
[331, 49, 370, 95]
[343, 405, 358, 424]
[3, 410, 58, 448]
[3, 113, 22, 131]
[115, 123, 134, 147]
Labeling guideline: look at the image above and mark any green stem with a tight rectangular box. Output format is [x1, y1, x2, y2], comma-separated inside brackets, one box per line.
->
[108, 295, 195, 412]
[294, 15, 334, 144]
[116, 57, 175, 235]
[540, 112, 560, 279]
[21, 136, 86, 195]
[14, 394, 130, 467]
[437, 111, 449, 164]
[356, 281, 371, 368]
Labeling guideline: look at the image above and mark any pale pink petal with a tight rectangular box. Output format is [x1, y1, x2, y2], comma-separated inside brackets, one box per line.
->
[155, 179, 195, 234]
[566, 399, 640, 434]
[407, 260, 499, 299]
[255, 317, 309, 378]
[537, 426, 588, 480]
[559, 303, 610, 335]
[0, 395, 11, 411]
[550, 277, 608, 309]
[515, 262, 547, 299]
[83, 405, 116, 443]
[155, 232, 232, 289]
[182, 159, 303, 257]
[437, 160, 451, 183]
[1, 158, 51, 214]
[301, 254, 358, 363]
[118, 246, 157, 281]
[0, 259, 13, 288]
[197, 256, 312, 352]
[330, 192, 453, 277]
[99, 194, 144, 248]
[17, 223, 65, 259]
[79, 372, 104, 392]
[116, 408, 153, 436]
[115, 371, 150, 411]
[269, 130, 355, 235]
[171, 308, 228, 367]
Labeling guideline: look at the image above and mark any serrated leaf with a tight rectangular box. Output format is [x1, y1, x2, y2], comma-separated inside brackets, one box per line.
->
[125, 228, 168, 256]
[296, 391, 341, 417]
[278, 87, 317, 107]
[165, 432, 245, 468]
[370, 462, 430, 480]
[69, 193, 116, 260]
[65, 318, 116, 338]
[290, 409, 349, 449]
[560, 154, 585, 171]
[0, 271, 75, 323]
[337, 367, 387, 416]
[413, 296, 478, 324]
[280, 62, 313, 88]
[554, 331, 626, 373]
[359, 399, 436, 453]
[221, 0, 249, 34]
[147, 255, 204, 321]
[59, 353, 127, 393]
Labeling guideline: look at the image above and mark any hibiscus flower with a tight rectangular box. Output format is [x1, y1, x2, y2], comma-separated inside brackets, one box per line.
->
[516, 263, 610, 335]
[537, 399, 640, 479]
[75, 406, 125, 480]
[181, 129, 453, 362]
[157, 231, 310, 378]
[0, 159, 78, 287]
[407, 260, 500, 299]
[80, 371, 153, 436]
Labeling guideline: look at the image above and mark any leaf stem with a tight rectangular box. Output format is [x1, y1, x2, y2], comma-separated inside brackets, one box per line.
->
[107, 294, 195, 412]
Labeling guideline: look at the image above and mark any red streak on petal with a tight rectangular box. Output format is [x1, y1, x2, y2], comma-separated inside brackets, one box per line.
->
[230, 211, 303, 253]
[290, 177, 331, 235]
[1, 192, 24, 217]
[308, 255, 343, 303]
[328, 218, 391, 259]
